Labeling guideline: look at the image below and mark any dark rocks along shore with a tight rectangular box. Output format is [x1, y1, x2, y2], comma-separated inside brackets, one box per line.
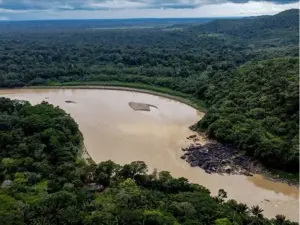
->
[181, 141, 259, 176]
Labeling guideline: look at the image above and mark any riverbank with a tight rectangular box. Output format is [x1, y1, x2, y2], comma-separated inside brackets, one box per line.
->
[24, 81, 208, 112]
[22, 83, 299, 185]
[0, 87, 298, 221]
[181, 134, 299, 186]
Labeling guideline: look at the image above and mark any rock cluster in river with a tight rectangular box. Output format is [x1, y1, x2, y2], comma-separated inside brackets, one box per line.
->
[65, 100, 77, 104]
[129, 102, 158, 111]
[181, 136, 258, 176]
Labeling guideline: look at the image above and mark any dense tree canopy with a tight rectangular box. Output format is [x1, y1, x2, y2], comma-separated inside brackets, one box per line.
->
[0, 98, 298, 224]
[196, 58, 299, 172]
[0, 9, 298, 173]
[0, 9, 298, 88]
[194, 9, 299, 41]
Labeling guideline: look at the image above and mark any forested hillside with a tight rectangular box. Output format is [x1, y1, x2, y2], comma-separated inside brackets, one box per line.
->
[0, 9, 298, 173]
[0, 98, 297, 224]
[197, 58, 299, 173]
[195, 9, 299, 40]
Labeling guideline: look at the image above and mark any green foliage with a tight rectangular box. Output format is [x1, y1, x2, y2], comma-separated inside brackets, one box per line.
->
[0, 9, 299, 224]
[215, 218, 232, 225]
[0, 9, 298, 174]
[0, 98, 297, 225]
[197, 9, 299, 41]
[197, 58, 299, 172]
[0, 194, 23, 225]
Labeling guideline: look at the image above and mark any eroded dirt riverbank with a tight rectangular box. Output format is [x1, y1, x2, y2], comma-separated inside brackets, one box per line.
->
[0, 88, 298, 221]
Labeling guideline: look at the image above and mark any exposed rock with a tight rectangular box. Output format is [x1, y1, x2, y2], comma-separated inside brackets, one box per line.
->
[205, 170, 211, 174]
[129, 102, 157, 111]
[190, 161, 199, 167]
[187, 154, 197, 162]
[221, 159, 229, 164]
[180, 142, 258, 176]
[65, 100, 77, 104]
[197, 147, 209, 154]
[241, 169, 253, 176]
[187, 135, 197, 139]
[180, 155, 186, 160]
[193, 138, 200, 142]
[224, 165, 232, 173]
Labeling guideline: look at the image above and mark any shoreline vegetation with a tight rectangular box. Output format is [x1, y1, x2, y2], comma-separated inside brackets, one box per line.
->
[0, 9, 299, 224]
[1, 99, 297, 224]
[19, 83, 299, 185]
[24, 81, 208, 112]
[0, 10, 298, 184]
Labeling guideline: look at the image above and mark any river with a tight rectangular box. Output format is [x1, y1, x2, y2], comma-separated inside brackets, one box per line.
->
[0, 88, 298, 221]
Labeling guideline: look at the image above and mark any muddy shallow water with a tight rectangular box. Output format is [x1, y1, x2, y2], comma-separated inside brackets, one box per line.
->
[0, 88, 298, 221]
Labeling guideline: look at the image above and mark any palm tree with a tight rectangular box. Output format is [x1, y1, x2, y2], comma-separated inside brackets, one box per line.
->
[275, 215, 286, 224]
[250, 205, 264, 218]
[237, 203, 249, 215]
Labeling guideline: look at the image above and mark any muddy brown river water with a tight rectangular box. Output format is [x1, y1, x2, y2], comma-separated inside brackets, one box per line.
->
[0, 88, 298, 221]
